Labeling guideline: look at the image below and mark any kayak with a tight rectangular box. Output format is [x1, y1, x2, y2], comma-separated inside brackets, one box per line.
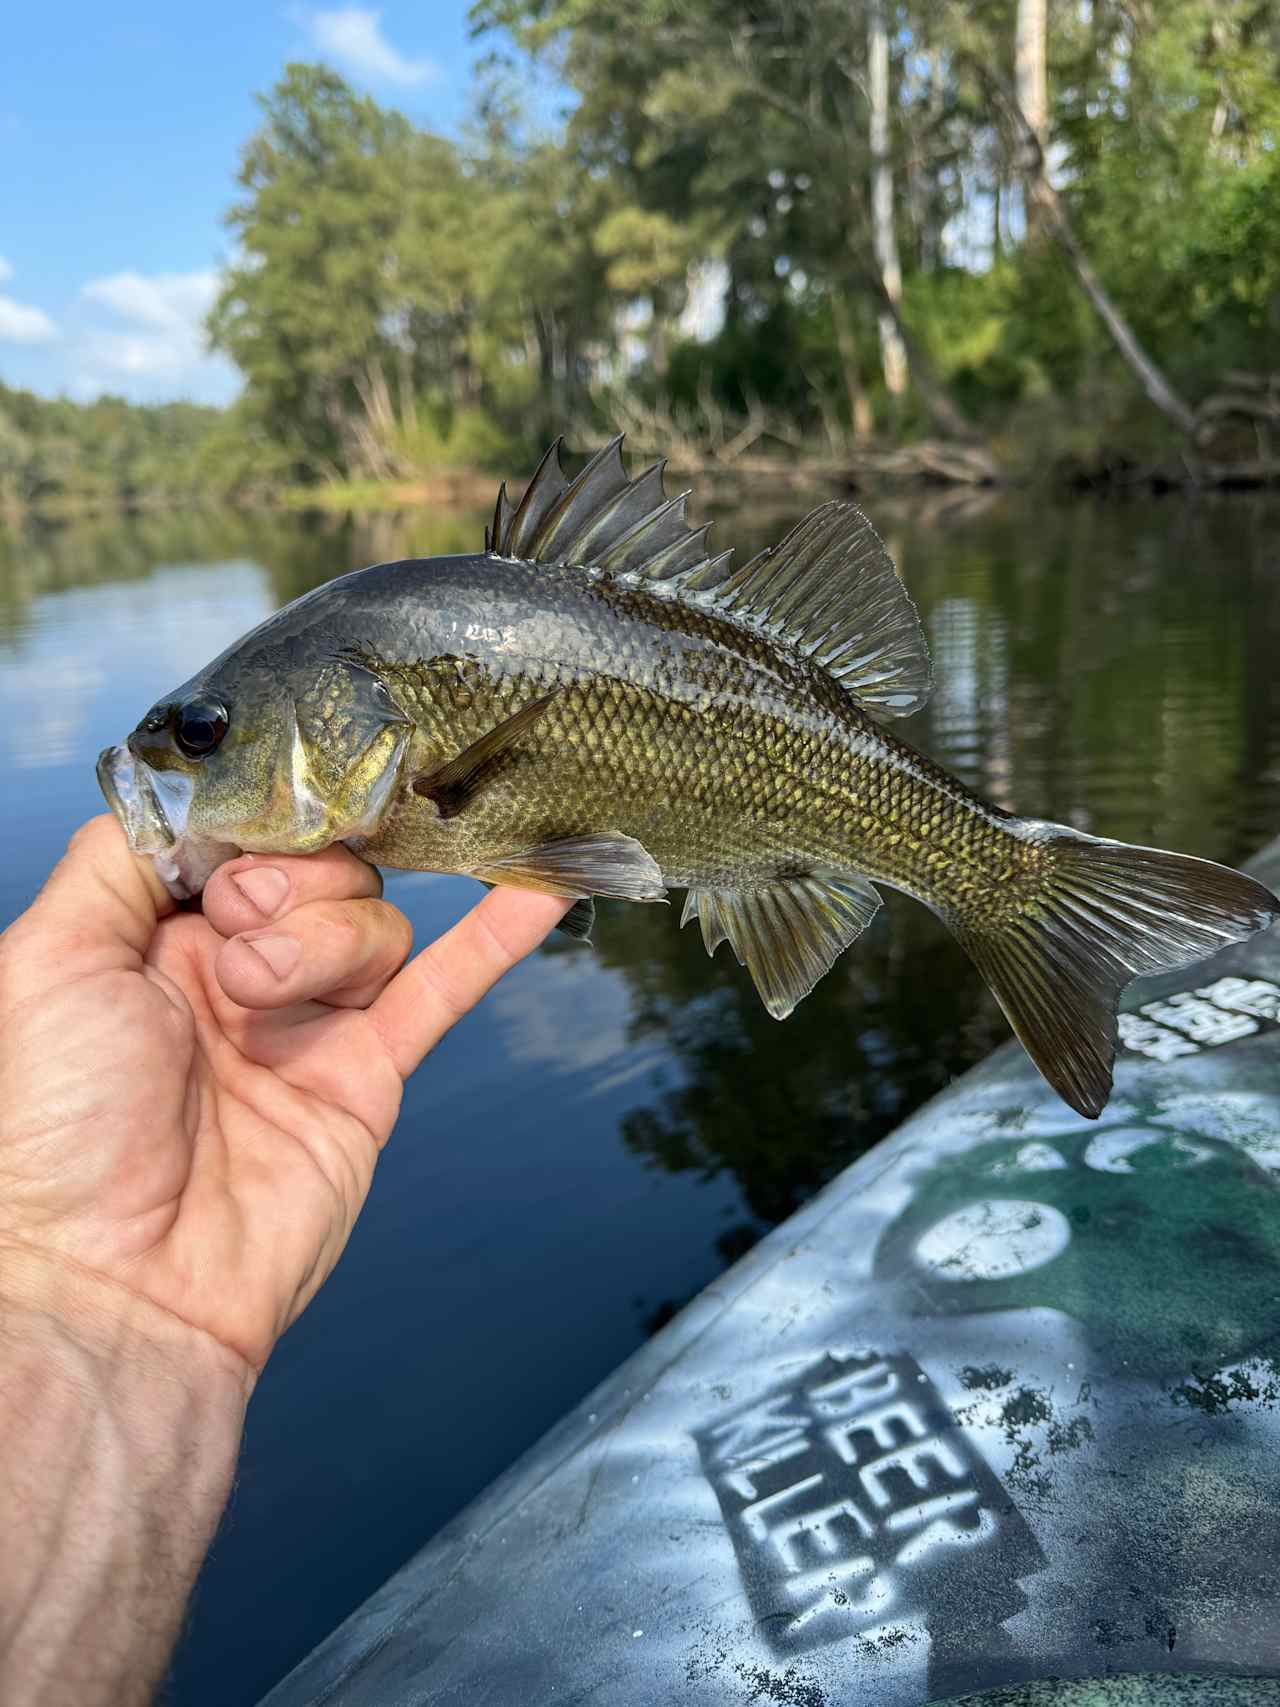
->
[263, 834, 1280, 1707]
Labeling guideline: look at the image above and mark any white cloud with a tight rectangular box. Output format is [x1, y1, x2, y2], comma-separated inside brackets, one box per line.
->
[307, 7, 437, 87]
[77, 269, 224, 388]
[82, 269, 219, 336]
[0, 297, 57, 345]
[0, 255, 58, 345]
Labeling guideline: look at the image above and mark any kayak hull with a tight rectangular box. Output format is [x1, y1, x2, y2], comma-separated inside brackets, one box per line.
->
[264, 837, 1280, 1706]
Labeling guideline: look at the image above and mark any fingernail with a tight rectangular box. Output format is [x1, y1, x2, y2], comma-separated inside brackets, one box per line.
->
[232, 866, 290, 918]
[242, 933, 301, 981]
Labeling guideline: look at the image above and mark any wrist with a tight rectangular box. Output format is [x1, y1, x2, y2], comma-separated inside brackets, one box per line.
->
[0, 1240, 254, 1414]
[0, 1244, 250, 1707]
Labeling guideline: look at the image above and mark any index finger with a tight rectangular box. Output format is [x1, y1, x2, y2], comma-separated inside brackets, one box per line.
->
[366, 885, 573, 1078]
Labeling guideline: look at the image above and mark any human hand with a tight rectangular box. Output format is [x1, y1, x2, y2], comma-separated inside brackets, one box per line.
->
[0, 815, 571, 1377]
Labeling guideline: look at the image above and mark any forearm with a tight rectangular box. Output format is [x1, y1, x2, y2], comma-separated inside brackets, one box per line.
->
[0, 1250, 250, 1707]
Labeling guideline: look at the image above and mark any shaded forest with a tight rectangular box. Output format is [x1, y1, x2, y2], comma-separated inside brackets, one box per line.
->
[5, 0, 1280, 513]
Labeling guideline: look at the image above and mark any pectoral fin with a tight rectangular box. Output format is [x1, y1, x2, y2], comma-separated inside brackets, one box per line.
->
[411, 691, 561, 819]
[475, 832, 666, 903]
[681, 873, 881, 1018]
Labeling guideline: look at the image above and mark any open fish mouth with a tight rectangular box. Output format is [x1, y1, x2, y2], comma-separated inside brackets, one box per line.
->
[96, 742, 240, 900]
[97, 742, 178, 854]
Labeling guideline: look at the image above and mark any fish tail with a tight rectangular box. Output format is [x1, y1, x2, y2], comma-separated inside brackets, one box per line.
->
[953, 823, 1279, 1119]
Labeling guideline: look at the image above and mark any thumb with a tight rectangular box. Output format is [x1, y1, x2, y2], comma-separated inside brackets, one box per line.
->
[10, 815, 176, 981]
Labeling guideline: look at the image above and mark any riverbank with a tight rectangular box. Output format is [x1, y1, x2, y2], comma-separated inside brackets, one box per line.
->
[6, 425, 1280, 529]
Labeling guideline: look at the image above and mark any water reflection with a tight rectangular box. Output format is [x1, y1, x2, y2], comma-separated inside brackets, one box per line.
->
[2, 487, 1279, 1704]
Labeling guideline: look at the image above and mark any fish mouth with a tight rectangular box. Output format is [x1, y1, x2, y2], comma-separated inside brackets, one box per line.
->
[97, 743, 238, 900]
[97, 743, 178, 854]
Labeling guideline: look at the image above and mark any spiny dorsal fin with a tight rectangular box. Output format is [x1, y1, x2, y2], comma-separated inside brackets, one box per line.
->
[485, 481, 514, 554]
[487, 438, 931, 719]
[487, 433, 730, 585]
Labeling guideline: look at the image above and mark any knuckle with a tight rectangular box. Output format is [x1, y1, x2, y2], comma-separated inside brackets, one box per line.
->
[381, 902, 414, 958]
[413, 946, 468, 1024]
[318, 844, 382, 898]
[323, 904, 363, 949]
[350, 852, 384, 898]
[472, 906, 519, 968]
[355, 900, 413, 974]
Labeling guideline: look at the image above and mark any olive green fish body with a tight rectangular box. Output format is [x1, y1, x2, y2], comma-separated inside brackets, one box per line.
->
[341, 561, 1041, 936]
[97, 437, 1279, 1119]
[367, 600, 993, 890]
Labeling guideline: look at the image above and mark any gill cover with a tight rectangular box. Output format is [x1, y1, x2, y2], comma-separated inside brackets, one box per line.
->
[260, 657, 413, 853]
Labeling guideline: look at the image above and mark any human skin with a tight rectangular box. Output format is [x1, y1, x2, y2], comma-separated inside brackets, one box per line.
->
[0, 816, 569, 1706]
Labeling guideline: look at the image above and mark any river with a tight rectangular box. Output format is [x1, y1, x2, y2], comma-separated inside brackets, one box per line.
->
[1, 484, 1277, 1703]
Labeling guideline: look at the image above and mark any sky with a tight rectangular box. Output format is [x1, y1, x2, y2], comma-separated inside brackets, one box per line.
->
[0, 3, 518, 407]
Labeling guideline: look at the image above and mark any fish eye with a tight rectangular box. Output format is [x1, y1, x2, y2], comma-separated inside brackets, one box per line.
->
[174, 698, 230, 759]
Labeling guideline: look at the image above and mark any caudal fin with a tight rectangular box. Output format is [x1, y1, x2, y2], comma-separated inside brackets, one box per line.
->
[959, 826, 1279, 1119]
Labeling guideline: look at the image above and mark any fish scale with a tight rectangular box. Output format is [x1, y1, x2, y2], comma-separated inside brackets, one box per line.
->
[97, 435, 1279, 1118]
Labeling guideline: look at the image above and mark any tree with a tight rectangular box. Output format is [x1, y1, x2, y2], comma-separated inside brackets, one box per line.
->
[957, 11, 1201, 439]
[476, 0, 982, 442]
[209, 65, 494, 479]
[868, 0, 908, 398]
[1015, 0, 1047, 147]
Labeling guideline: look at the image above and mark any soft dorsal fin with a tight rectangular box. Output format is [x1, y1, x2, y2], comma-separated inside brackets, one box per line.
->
[486, 437, 931, 719]
[695, 502, 932, 718]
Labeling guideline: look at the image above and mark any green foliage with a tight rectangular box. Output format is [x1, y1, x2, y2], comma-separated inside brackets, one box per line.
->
[477, 0, 1280, 455]
[387, 404, 517, 473]
[207, 63, 627, 480]
[10, 1, 1280, 509]
[0, 382, 223, 515]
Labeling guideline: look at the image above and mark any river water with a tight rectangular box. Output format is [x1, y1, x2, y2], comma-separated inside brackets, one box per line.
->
[1, 486, 1278, 1703]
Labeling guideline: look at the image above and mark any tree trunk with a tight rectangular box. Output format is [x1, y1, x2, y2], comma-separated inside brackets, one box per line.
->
[1015, 0, 1048, 146]
[867, 0, 908, 398]
[991, 177, 1002, 261]
[831, 293, 874, 443]
[986, 69, 1199, 438]
[648, 298, 670, 381]
[859, 260, 988, 447]
[1015, 0, 1047, 242]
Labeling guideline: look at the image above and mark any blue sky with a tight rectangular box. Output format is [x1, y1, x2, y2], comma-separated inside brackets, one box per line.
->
[0, 4, 522, 406]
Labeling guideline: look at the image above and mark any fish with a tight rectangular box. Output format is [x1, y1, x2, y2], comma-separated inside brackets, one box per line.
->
[97, 436, 1279, 1118]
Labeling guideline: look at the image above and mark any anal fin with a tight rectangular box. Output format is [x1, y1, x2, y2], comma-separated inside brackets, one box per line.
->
[557, 896, 596, 942]
[475, 832, 666, 903]
[681, 874, 881, 1018]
